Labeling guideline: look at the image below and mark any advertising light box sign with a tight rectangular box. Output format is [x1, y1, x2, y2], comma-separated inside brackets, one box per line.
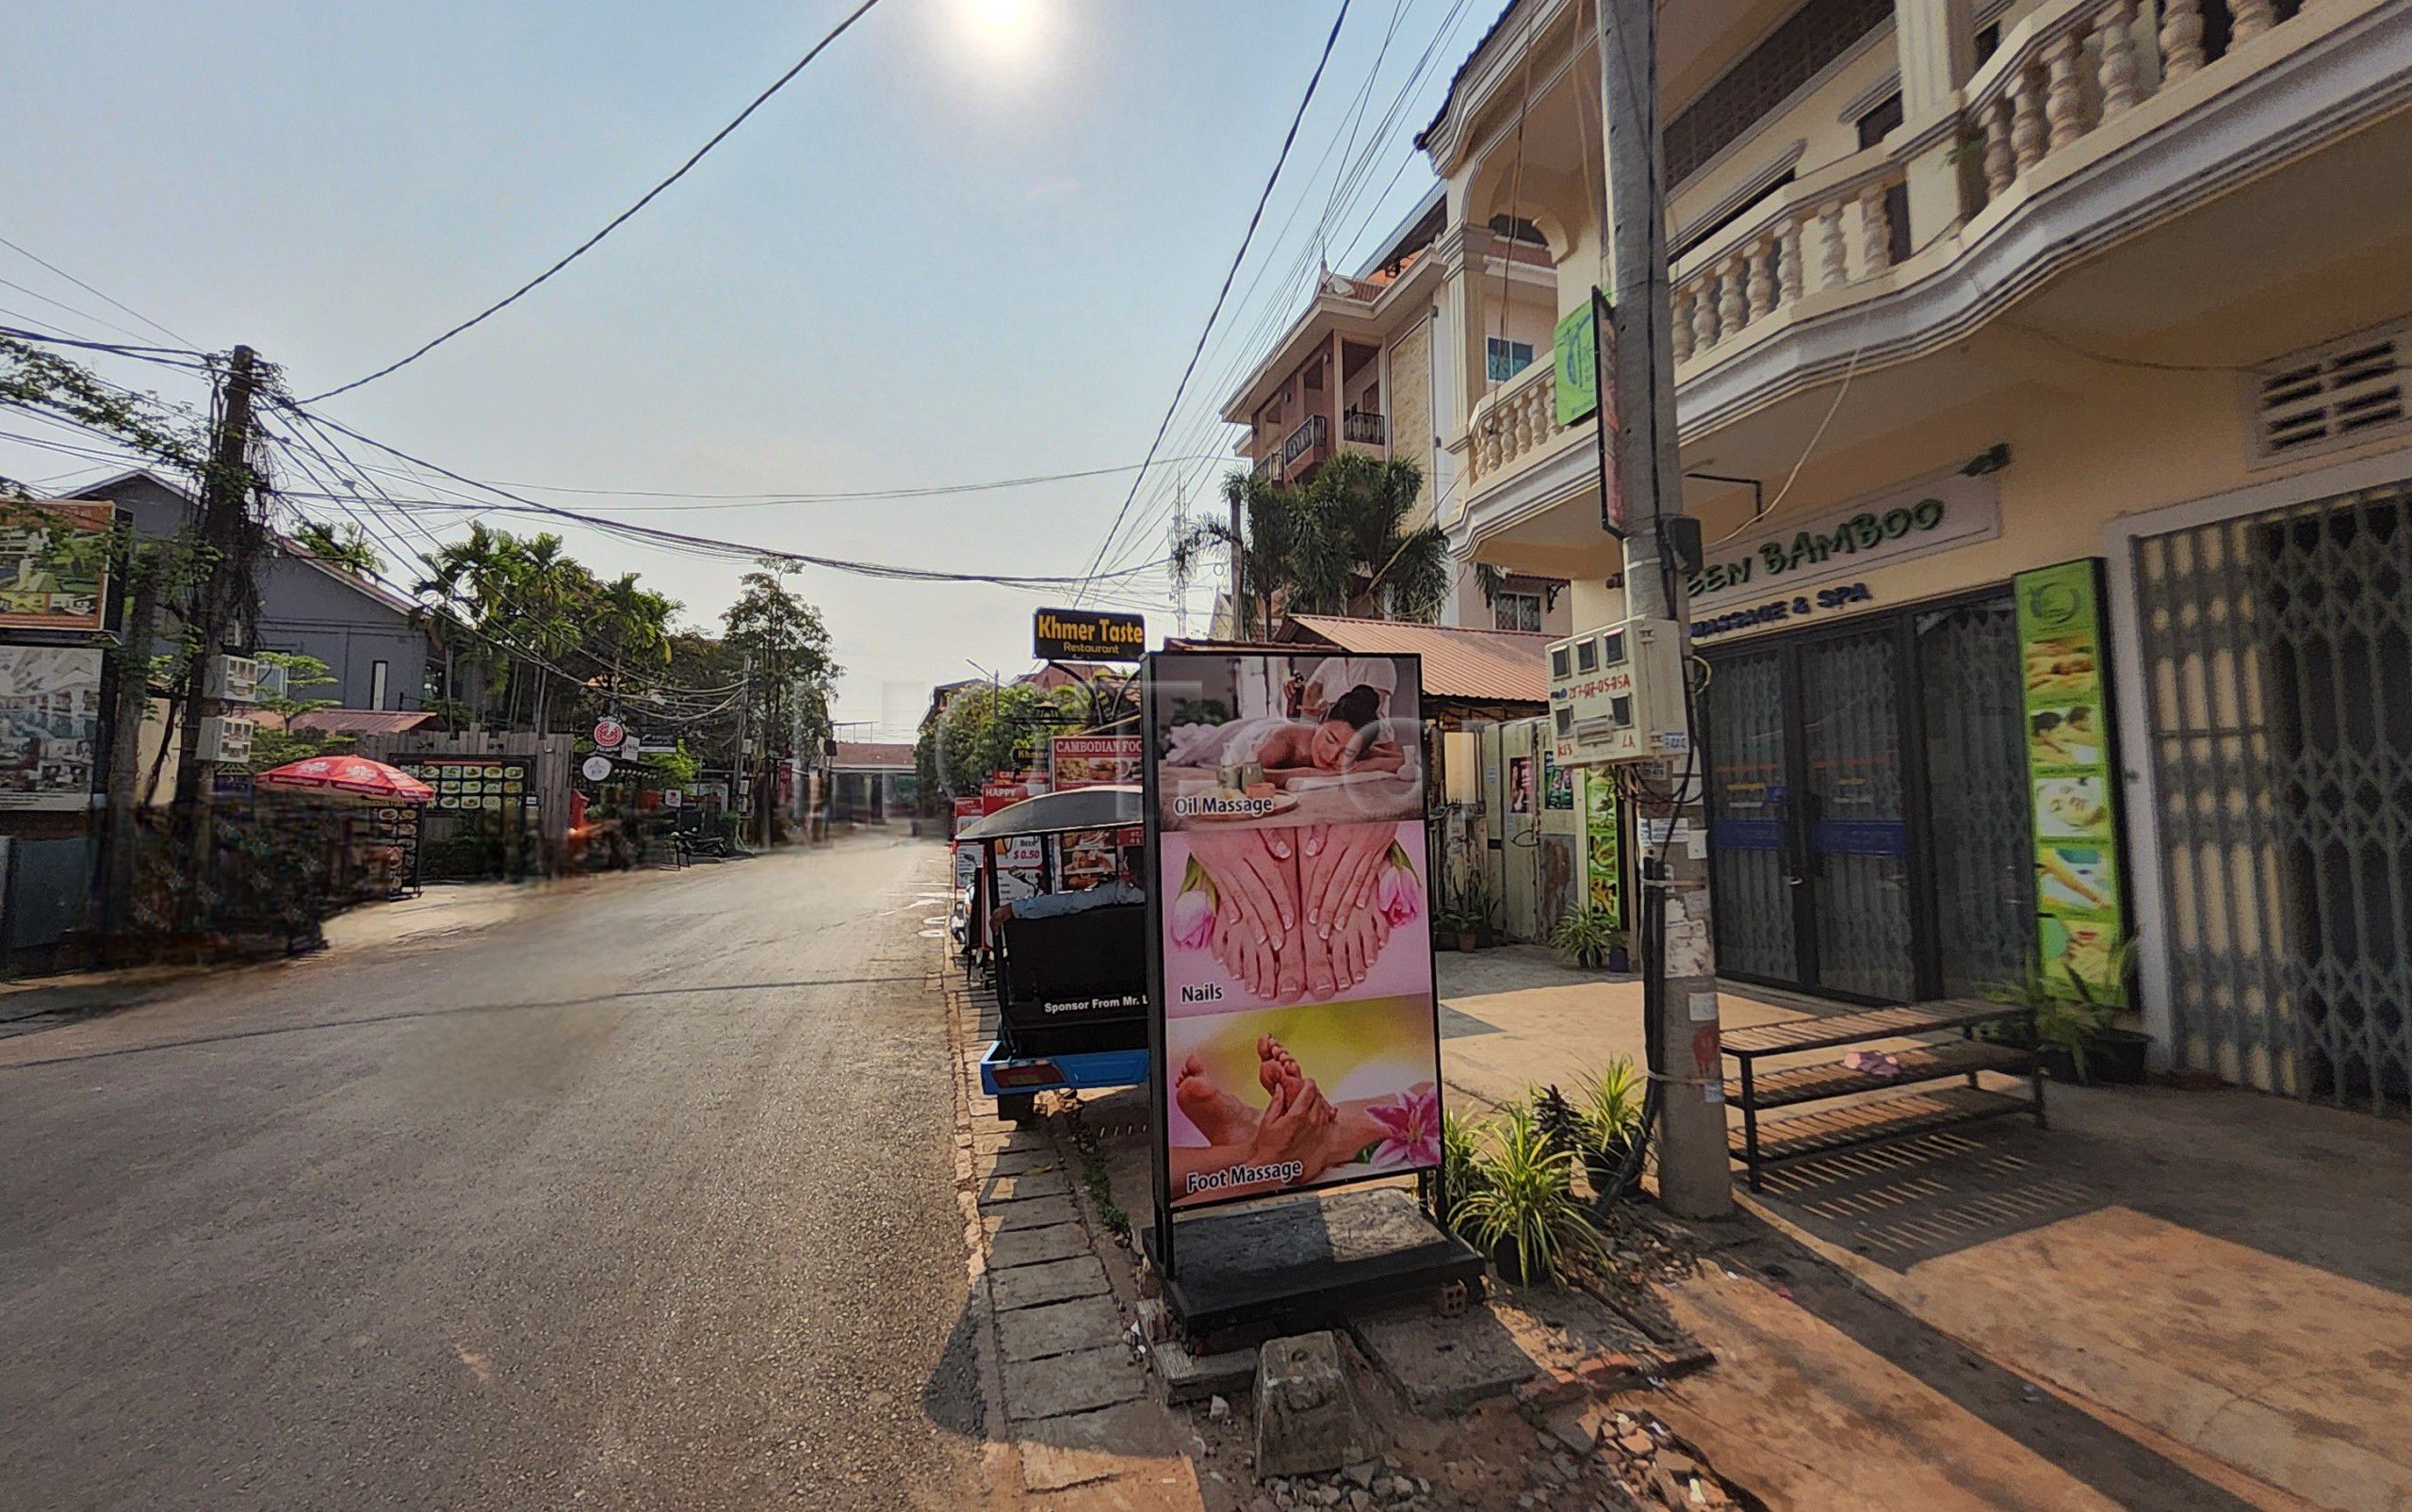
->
[2016, 559, 2128, 1005]
[1034, 608, 1145, 662]
[1051, 734, 1141, 789]
[1143, 649, 1441, 1214]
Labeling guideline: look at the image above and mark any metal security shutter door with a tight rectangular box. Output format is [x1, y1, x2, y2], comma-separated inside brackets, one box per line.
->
[1915, 598, 2031, 999]
[2135, 482, 2412, 1111]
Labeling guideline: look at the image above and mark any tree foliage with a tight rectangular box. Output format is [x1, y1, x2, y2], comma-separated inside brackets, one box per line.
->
[1177, 453, 1453, 635]
[926, 681, 1084, 795]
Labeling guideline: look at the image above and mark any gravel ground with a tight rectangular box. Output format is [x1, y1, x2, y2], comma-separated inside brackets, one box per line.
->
[0, 835, 986, 1511]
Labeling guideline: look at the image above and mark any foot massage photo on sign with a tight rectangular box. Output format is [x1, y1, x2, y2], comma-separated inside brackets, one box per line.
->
[1147, 651, 1443, 1211]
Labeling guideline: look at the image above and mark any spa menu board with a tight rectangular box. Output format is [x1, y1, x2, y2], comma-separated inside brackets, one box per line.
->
[1144, 650, 1441, 1215]
[2015, 559, 2127, 1005]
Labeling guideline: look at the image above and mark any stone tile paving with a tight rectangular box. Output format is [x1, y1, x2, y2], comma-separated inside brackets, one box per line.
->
[937, 955, 1200, 1508]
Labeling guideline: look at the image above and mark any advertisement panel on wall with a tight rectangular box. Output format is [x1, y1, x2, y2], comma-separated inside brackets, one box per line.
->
[1583, 769, 1622, 930]
[1051, 734, 1141, 789]
[1144, 649, 1441, 1214]
[0, 644, 101, 809]
[2015, 559, 2127, 1005]
[0, 500, 115, 633]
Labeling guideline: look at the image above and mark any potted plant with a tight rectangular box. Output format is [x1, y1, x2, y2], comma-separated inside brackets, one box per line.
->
[1452, 1103, 1604, 1286]
[1986, 944, 2149, 1085]
[1468, 873, 1501, 949]
[1548, 904, 1620, 970]
[1605, 930, 1631, 974]
[1575, 1058, 1646, 1195]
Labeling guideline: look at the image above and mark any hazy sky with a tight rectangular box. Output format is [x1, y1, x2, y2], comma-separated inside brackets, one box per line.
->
[1, 0, 1485, 738]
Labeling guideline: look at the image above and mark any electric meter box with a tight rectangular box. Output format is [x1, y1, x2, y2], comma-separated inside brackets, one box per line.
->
[1546, 616, 1688, 766]
[197, 715, 255, 765]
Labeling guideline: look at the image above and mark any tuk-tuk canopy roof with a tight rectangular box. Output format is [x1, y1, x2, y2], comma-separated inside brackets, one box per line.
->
[956, 785, 1142, 840]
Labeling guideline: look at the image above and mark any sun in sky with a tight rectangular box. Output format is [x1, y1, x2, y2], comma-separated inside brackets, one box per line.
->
[944, 0, 1049, 71]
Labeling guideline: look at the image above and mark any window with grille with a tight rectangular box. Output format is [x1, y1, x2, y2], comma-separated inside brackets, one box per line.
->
[1666, 0, 1893, 187]
[2248, 318, 2410, 466]
[1494, 591, 1543, 632]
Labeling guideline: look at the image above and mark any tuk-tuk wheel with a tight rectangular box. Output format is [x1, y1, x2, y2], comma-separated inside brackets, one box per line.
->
[998, 1093, 1038, 1125]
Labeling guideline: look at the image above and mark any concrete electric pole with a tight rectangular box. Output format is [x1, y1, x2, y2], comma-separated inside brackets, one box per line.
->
[1598, 0, 1732, 1218]
[171, 344, 262, 917]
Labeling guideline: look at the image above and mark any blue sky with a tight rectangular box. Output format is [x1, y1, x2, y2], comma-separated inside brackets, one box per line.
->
[1, 0, 1487, 737]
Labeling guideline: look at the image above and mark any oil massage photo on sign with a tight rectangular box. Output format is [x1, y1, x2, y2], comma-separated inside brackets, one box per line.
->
[1152, 651, 1424, 832]
[1148, 650, 1442, 1213]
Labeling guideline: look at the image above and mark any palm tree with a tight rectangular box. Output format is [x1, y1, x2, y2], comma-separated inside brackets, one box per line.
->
[1176, 454, 1454, 633]
[292, 518, 382, 577]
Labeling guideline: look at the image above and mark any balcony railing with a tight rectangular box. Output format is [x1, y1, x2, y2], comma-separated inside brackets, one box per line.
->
[1341, 412, 1388, 446]
[1279, 414, 1330, 481]
[1468, 359, 1577, 487]
[1668, 0, 2356, 372]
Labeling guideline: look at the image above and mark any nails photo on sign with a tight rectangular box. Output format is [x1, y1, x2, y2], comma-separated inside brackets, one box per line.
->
[1160, 820, 1429, 1013]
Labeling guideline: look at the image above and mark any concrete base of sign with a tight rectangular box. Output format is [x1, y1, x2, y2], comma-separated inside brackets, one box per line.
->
[1252, 1331, 1378, 1479]
[1142, 1185, 1486, 1341]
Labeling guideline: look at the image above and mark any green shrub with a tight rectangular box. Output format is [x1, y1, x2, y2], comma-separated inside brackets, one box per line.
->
[1451, 1104, 1604, 1285]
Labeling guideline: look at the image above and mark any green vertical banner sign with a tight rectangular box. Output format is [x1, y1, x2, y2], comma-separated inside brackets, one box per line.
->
[1582, 769, 1622, 932]
[2014, 559, 2127, 1004]
[1553, 301, 1597, 428]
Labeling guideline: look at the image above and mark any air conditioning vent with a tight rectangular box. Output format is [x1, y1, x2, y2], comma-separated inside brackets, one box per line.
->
[2249, 319, 2410, 466]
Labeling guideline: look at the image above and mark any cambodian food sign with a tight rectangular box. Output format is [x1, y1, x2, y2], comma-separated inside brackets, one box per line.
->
[1051, 734, 1141, 789]
[1143, 649, 1442, 1214]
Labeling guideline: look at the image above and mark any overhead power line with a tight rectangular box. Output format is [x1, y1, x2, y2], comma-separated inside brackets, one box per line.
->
[1071, 0, 1358, 607]
[272, 398, 1172, 591]
[306, 0, 888, 402]
[0, 235, 198, 348]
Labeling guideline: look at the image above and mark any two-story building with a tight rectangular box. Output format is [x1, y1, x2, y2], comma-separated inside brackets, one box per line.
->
[1424, 0, 2412, 1112]
[77, 469, 436, 712]
[1219, 189, 1574, 635]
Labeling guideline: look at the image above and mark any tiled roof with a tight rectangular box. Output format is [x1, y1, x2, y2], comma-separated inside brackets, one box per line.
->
[259, 708, 439, 736]
[1282, 615, 1551, 705]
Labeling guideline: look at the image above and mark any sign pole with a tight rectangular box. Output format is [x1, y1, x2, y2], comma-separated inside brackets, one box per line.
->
[1601, 0, 1732, 1218]
[1139, 654, 1175, 1278]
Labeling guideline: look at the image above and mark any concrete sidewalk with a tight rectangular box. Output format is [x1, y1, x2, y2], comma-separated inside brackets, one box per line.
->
[1436, 949, 2412, 1511]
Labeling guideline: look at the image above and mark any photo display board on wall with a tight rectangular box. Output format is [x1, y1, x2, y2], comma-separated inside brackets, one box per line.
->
[2015, 559, 2128, 1005]
[1143, 649, 1442, 1216]
[399, 756, 537, 816]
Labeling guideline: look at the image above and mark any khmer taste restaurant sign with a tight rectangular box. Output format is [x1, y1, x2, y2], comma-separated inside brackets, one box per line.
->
[1687, 472, 2001, 634]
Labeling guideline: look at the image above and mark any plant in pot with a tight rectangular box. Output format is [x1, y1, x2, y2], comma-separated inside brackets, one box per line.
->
[1984, 941, 2148, 1085]
[1453, 1102, 1605, 1286]
[1576, 1057, 1646, 1195]
[1548, 904, 1621, 970]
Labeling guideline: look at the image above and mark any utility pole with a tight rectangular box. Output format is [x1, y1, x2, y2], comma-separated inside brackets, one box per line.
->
[1599, 0, 1731, 1218]
[171, 344, 262, 913]
[98, 554, 162, 939]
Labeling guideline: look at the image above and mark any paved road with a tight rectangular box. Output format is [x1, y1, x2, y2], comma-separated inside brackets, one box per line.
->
[0, 837, 986, 1510]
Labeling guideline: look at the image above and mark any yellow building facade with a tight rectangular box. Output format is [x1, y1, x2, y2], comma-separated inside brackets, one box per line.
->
[1423, 0, 2412, 1108]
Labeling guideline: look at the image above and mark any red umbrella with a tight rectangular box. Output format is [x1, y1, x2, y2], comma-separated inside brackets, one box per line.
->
[253, 755, 436, 804]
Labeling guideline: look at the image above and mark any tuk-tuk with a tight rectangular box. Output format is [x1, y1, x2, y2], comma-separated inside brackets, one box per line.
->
[956, 785, 1148, 1123]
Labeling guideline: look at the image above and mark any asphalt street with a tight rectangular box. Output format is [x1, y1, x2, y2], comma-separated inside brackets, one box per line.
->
[0, 835, 986, 1510]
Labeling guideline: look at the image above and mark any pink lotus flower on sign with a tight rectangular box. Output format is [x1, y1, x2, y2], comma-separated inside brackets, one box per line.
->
[1168, 855, 1217, 950]
[1364, 1086, 1442, 1168]
[1375, 842, 1421, 928]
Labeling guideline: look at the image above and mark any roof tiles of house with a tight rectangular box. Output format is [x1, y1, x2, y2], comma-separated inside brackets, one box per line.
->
[1282, 615, 1551, 705]
[832, 741, 917, 772]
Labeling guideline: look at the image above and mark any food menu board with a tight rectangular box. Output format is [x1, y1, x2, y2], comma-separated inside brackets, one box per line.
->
[397, 756, 538, 817]
[2015, 560, 2127, 1005]
[360, 804, 423, 895]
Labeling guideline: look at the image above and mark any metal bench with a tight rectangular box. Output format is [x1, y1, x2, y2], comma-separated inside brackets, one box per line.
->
[1724, 998, 2044, 1191]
